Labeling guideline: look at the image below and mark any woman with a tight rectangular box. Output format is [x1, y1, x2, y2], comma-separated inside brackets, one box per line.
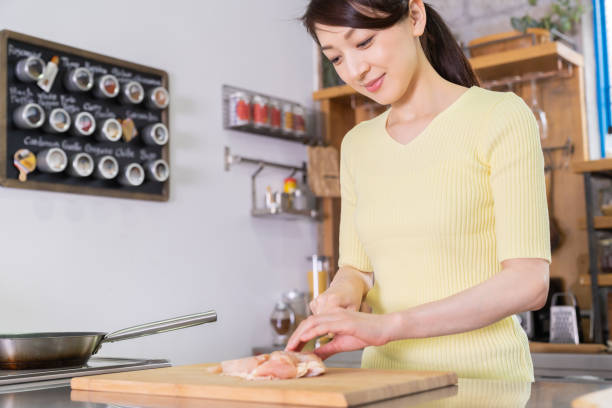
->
[286, 0, 551, 382]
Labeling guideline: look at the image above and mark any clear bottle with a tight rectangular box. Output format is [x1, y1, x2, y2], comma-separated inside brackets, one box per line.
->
[270, 300, 295, 346]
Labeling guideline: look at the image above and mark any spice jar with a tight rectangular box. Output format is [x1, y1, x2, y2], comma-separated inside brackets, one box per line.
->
[269, 100, 281, 132]
[94, 155, 119, 180]
[145, 159, 169, 182]
[293, 105, 306, 137]
[44, 108, 71, 133]
[118, 163, 145, 187]
[67, 152, 94, 178]
[270, 300, 295, 346]
[64, 67, 94, 92]
[15, 56, 46, 82]
[96, 118, 123, 142]
[93, 74, 120, 99]
[142, 123, 169, 146]
[252, 95, 269, 129]
[13, 103, 45, 129]
[71, 112, 96, 136]
[146, 86, 169, 109]
[37, 147, 67, 173]
[283, 177, 297, 194]
[120, 81, 144, 104]
[228, 91, 250, 127]
[281, 102, 294, 135]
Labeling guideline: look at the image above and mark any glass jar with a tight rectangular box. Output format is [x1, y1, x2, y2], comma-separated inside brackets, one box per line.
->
[270, 300, 295, 346]
[307, 255, 330, 300]
[283, 289, 309, 332]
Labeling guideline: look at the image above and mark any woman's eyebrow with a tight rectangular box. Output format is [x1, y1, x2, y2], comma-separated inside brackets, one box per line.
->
[320, 29, 357, 51]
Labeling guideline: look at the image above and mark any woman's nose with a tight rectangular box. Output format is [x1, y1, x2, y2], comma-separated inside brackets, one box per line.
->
[345, 55, 369, 84]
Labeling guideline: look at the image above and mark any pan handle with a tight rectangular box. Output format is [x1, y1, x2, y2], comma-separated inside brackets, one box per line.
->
[98, 310, 217, 349]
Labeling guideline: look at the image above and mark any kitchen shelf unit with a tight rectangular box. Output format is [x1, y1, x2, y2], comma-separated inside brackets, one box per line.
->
[573, 159, 612, 343]
[313, 39, 592, 336]
[223, 146, 320, 221]
[222, 84, 320, 146]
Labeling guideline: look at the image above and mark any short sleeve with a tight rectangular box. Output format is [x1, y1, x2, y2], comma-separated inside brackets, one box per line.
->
[338, 134, 374, 272]
[480, 93, 552, 264]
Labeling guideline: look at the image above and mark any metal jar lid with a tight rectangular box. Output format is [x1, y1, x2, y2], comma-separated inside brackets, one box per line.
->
[15, 56, 46, 82]
[72, 112, 96, 136]
[68, 152, 94, 177]
[94, 155, 119, 180]
[64, 67, 94, 92]
[13, 103, 45, 129]
[146, 86, 169, 109]
[97, 118, 122, 142]
[94, 74, 120, 98]
[121, 81, 144, 104]
[44, 107, 71, 133]
[37, 147, 67, 173]
[119, 163, 145, 186]
[145, 159, 169, 182]
[142, 123, 169, 146]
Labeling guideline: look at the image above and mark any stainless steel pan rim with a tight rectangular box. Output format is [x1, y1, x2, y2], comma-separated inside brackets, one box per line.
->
[0, 332, 105, 339]
[0, 311, 217, 370]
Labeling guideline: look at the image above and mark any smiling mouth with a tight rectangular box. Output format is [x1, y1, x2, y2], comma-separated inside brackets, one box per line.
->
[364, 74, 385, 92]
[364, 75, 383, 87]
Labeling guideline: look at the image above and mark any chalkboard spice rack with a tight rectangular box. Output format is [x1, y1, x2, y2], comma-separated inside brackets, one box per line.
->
[0, 30, 170, 201]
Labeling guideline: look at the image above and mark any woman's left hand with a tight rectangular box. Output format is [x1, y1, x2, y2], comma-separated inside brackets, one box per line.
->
[284, 310, 396, 360]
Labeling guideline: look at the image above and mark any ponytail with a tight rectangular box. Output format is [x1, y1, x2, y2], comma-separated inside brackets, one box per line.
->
[420, 4, 479, 87]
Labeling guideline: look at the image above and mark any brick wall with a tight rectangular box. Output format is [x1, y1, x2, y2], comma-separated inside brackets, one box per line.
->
[429, 0, 583, 52]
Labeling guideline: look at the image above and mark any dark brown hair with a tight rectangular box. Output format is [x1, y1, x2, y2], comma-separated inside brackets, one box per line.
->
[301, 0, 479, 88]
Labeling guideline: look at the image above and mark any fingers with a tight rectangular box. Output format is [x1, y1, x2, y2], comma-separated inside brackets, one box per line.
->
[286, 312, 352, 351]
[310, 292, 352, 315]
[313, 339, 343, 360]
[285, 315, 318, 351]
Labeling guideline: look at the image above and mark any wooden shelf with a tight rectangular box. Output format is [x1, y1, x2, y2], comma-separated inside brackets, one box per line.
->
[529, 341, 608, 354]
[312, 41, 582, 101]
[469, 41, 583, 80]
[572, 158, 612, 174]
[578, 216, 612, 230]
[313, 85, 355, 101]
[579, 273, 612, 287]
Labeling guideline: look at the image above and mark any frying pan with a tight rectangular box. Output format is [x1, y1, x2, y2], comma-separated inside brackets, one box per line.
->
[0, 310, 217, 369]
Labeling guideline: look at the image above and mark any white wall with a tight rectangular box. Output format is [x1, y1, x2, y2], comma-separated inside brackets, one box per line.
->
[0, 0, 316, 364]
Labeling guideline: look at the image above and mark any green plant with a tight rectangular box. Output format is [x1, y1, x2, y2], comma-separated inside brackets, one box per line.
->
[511, 0, 588, 35]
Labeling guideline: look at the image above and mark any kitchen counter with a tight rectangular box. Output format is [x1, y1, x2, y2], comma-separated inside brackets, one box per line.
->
[0, 379, 610, 407]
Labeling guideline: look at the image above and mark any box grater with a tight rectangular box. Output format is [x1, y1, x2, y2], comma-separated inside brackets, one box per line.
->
[549, 292, 580, 344]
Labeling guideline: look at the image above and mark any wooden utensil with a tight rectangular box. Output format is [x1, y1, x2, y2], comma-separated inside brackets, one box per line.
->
[71, 364, 457, 407]
[13, 149, 36, 182]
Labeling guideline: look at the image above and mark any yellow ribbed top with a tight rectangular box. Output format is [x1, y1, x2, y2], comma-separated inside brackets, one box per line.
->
[338, 86, 551, 381]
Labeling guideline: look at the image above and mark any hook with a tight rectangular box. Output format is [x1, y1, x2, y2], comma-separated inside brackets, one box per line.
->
[252, 163, 265, 179]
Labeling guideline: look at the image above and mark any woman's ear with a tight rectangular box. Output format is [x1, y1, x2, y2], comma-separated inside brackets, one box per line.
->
[408, 0, 427, 37]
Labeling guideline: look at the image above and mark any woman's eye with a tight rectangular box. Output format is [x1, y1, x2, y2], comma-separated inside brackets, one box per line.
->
[357, 36, 374, 48]
[330, 56, 341, 65]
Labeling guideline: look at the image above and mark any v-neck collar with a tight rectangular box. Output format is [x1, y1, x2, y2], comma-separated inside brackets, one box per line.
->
[382, 86, 476, 148]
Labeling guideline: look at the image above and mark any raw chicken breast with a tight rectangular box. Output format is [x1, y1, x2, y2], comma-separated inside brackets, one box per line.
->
[213, 351, 326, 380]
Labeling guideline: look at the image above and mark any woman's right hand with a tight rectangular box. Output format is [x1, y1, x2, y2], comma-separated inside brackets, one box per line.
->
[309, 266, 373, 315]
[309, 285, 362, 315]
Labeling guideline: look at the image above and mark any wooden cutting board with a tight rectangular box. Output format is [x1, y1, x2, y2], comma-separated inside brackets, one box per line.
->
[71, 363, 457, 407]
[572, 386, 612, 408]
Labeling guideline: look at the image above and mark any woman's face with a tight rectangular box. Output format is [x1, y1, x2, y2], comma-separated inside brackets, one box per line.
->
[315, 2, 426, 106]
